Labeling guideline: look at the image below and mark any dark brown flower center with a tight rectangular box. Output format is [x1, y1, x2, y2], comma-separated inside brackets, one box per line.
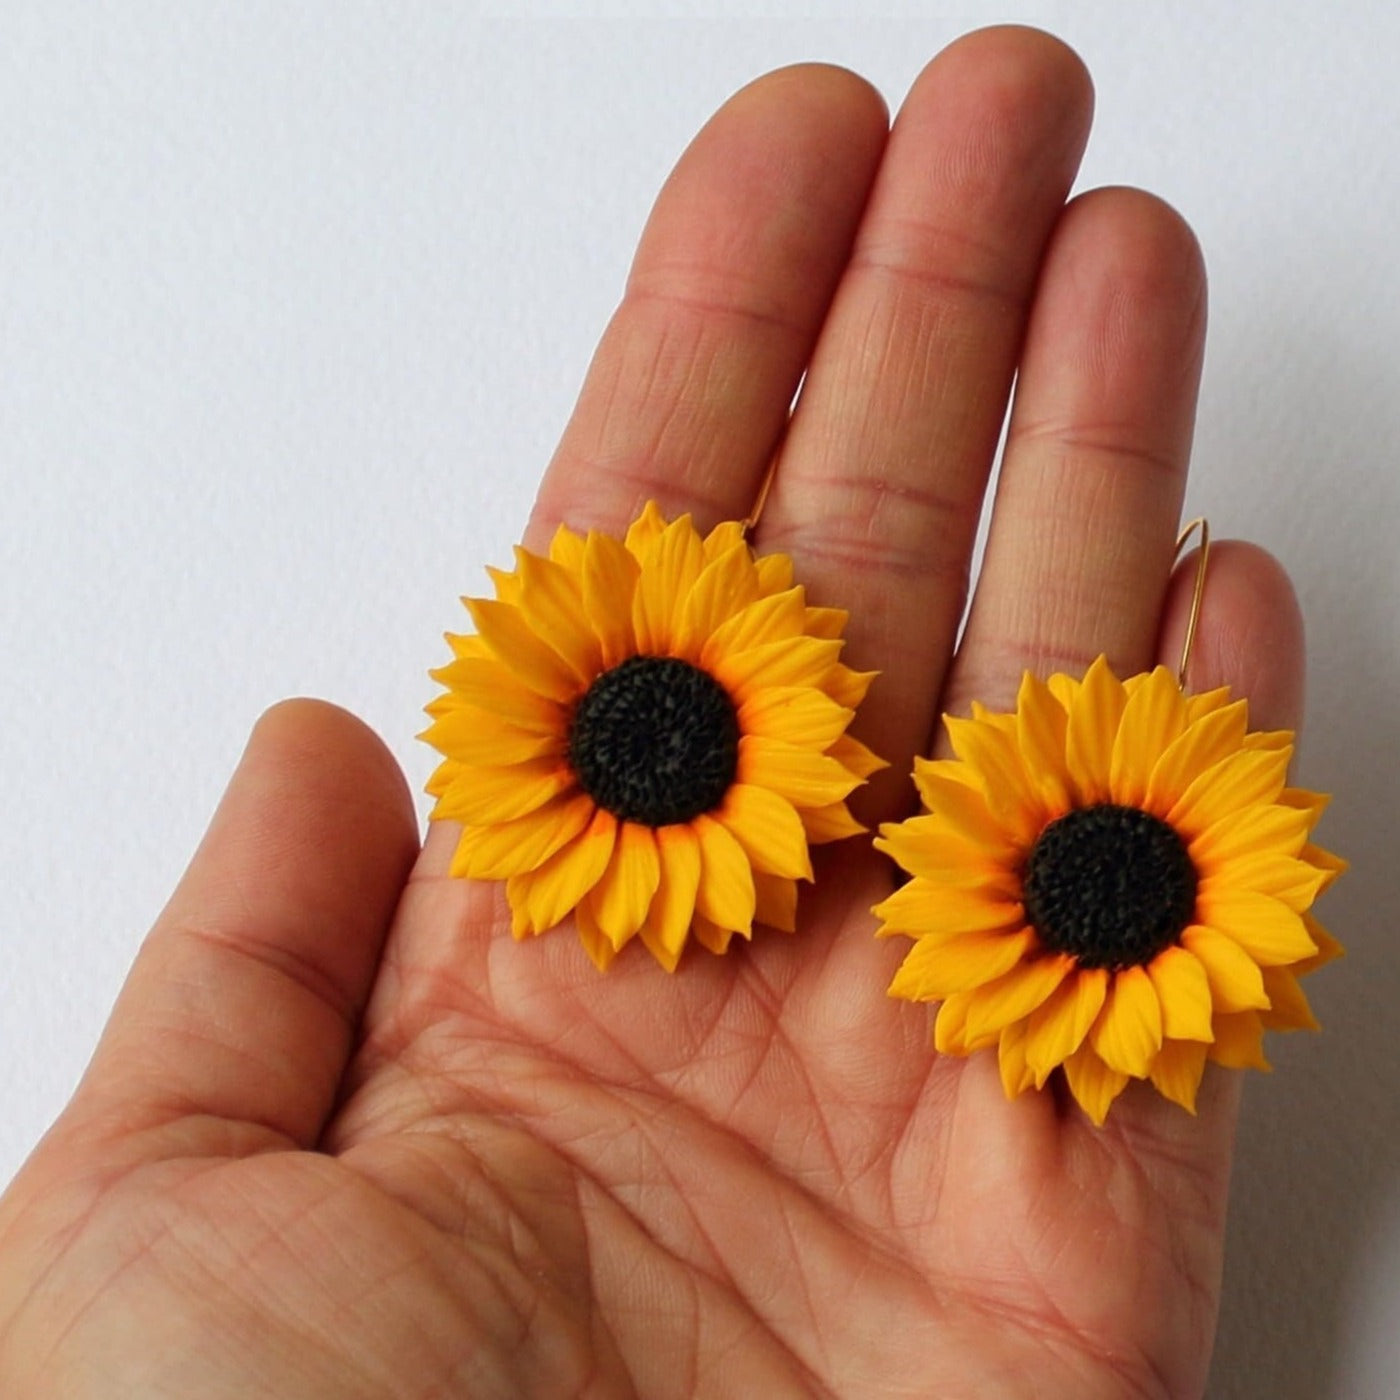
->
[567, 655, 739, 826]
[1022, 804, 1198, 970]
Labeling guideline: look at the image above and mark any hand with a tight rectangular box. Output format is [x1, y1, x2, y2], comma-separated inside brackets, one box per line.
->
[0, 27, 1303, 1399]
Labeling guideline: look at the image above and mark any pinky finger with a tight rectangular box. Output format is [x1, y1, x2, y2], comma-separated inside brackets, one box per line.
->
[1160, 539, 1306, 737]
[1120, 537, 1305, 1157]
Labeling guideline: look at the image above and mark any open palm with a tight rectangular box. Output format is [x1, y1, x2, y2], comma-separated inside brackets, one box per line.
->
[0, 29, 1305, 1400]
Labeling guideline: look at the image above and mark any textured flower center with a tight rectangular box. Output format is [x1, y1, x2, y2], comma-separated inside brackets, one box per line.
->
[1022, 804, 1198, 970]
[567, 655, 739, 826]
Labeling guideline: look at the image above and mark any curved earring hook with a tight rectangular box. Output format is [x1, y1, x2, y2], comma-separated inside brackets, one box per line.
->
[1173, 517, 1211, 689]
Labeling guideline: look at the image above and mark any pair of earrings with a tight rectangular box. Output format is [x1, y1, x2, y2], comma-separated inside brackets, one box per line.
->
[421, 500, 1343, 1125]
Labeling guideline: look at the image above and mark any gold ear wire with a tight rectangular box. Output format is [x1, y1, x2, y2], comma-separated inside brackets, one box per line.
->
[740, 452, 779, 540]
[1173, 517, 1211, 689]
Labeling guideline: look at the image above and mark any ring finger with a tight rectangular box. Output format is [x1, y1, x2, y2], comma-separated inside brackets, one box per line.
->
[942, 186, 1207, 724]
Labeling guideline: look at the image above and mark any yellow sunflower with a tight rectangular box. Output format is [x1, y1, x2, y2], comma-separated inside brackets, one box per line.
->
[874, 656, 1344, 1125]
[423, 501, 884, 971]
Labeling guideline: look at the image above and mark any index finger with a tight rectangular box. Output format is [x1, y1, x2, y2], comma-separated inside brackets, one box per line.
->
[525, 64, 888, 550]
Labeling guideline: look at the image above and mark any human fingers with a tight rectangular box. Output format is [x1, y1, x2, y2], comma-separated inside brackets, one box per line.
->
[1131, 541, 1307, 1139]
[753, 26, 1095, 815]
[59, 700, 418, 1156]
[941, 187, 1206, 718]
[1115, 543, 1305, 1397]
[925, 546, 1304, 1400]
[526, 63, 888, 548]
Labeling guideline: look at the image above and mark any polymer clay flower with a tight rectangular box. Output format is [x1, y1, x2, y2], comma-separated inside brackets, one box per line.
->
[874, 657, 1344, 1125]
[423, 502, 883, 971]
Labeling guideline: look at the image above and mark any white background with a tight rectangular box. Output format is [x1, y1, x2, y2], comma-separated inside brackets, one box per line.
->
[0, 5, 1392, 1396]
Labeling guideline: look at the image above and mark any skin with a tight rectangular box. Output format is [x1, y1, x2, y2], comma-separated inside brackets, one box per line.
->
[0, 27, 1306, 1400]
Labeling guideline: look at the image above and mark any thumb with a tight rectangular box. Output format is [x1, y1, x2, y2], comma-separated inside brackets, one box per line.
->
[62, 699, 419, 1157]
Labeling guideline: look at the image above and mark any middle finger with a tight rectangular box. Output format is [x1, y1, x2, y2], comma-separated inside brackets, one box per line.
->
[754, 27, 1095, 816]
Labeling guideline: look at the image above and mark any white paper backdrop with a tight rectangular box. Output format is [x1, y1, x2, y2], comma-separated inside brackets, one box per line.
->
[0, 6, 1392, 1396]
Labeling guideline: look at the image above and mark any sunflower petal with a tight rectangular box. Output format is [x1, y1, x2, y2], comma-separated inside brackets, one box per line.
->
[1296, 915, 1345, 974]
[1180, 924, 1271, 1011]
[507, 885, 531, 940]
[465, 597, 582, 703]
[872, 882, 1024, 939]
[1196, 888, 1318, 965]
[738, 736, 861, 808]
[425, 758, 456, 798]
[944, 713, 1045, 846]
[804, 606, 848, 640]
[1024, 968, 1109, 1088]
[1278, 786, 1331, 823]
[575, 901, 619, 971]
[1259, 967, 1320, 1031]
[717, 783, 812, 880]
[427, 658, 568, 733]
[1146, 946, 1215, 1042]
[963, 955, 1073, 1042]
[448, 794, 596, 881]
[703, 519, 747, 560]
[692, 814, 756, 936]
[582, 529, 641, 668]
[513, 547, 601, 682]
[545, 521, 584, 568]
[826, 666, 877, 709]
[1014, 671, 1072, 814]
[423, 692, 464, 720]
[1185, 684, 1236, 723]
[1300, 843, 1348, 895]
[1207, 1011, 1271, 1070]
[590, 822, 662, 950]
[914, 755, 990, 791]
[485, 565, 521, 604]
[1202, 853, 1330, 912]
[1047, 672, 1079, 711]
[998, 1020, 1036, 1099]
[676, 543, 761, 660]
[753, 872, 798, 932]
[1148, 1038, 1209, 1114]
[754, 551, 793, 594]
[421, 708, 562, 766]
[1063, 1043, 1131, 1126]
[873, 817, 1020, 895]
[1167, 747, 1292, 838]
[702, 588, 806, 663]
[738, 687, 854, 749]
[432, 760, 575, 825]
[1189, 803, 1312, 867]
[636, 924, 676, 972]
[888, 929, 1037, 1001]
[826, 733, 887, 780]
[934, 991, 999, 1054]
[514, 808, 618, 934]
[623, 500, 668, 559]
[1065, 656, 1128, 804]
[635, 823, 703, 970]
[633, 515, 705, 655]
[445, 630, 493, 662]
[1109, 666, 1187, 809]
[1089, 967, 1164, 1077]
[713, 636, 843, 696]
[692, 913, 737, 956]
[1143, 699, 1249, 816]
[909, 765, 1020, 862]
[800, 802, 866, 843]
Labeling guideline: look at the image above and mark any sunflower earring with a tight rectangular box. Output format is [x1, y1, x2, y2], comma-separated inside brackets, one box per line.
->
[873, 521, 1346, 1126]
[421, 470, 885, 972]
